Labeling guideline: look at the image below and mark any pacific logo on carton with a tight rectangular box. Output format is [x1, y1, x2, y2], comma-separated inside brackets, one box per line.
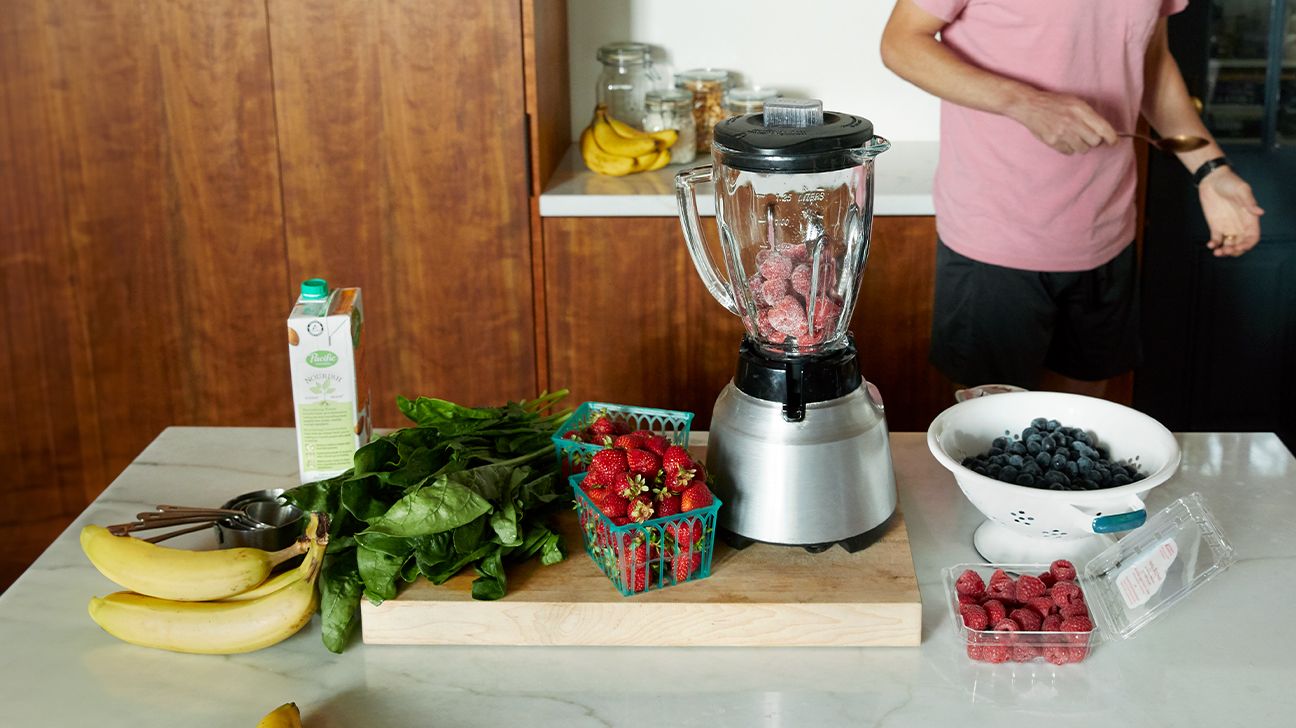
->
[287, 279, 372, 484]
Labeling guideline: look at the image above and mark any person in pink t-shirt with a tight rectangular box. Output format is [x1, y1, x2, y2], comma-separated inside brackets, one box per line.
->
[880, 0, 1264, 396]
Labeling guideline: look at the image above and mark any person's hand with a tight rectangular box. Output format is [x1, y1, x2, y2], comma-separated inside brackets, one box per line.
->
[1198, 167, 1263, 257]
[1007, 90, 1119, 154]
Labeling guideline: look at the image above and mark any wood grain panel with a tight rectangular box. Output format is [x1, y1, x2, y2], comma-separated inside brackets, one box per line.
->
[269, 0, 537, 425]
[543, 217, 744, 427]
[0, 0, 286, 591]
[850, 216, 955, 431]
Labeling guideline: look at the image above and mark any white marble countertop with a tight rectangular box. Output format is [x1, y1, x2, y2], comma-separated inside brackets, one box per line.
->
[538, 141, 938, 217]
[2, 428, 1294, 727]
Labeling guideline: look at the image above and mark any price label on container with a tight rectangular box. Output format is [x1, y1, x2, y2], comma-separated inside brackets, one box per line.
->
[1115, 537, 1179, 609]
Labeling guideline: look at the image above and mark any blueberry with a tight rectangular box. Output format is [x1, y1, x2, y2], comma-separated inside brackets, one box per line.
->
[1077, 456, 1093, 471]
[1031, 417, 1049, 430]
[990, 454, 1007, 466]
[1051, 453, 1068, 470]
[992, 437, 1009, 450]
[1065, 460, 1079, 476]
[1113, 473, 1132, 486]
[988, 464, 1002, 476]
[1048, 482, 1067, 491]
[1035, 451, 1051, 468]
[1008, 442, 1028, 456]
[1026, 440, 1042, 455]
[1041, 435, 1057, 452]
[1016, 473, 1036, 486]
[1046, 419, 1061, 432]
[1044, 471, 1065, 484]
[972, 466, 987, 476]
[1000, 466, 1020, 481]
[1023, 461, 1041, 475]
[1056, 447, 1071, 461]
[1023, 427, 1041, 440]
[1008, 454, 1025, 468]
[988, 446, 1004, 457]
[1073, 431, 1092, 446]
[1081, 478, 1100, 490]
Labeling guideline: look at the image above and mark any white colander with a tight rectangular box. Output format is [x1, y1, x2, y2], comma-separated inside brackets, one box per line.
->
[927, 391, 1181, 564]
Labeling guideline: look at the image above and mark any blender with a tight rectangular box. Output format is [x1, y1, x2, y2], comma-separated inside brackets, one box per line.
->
[675, 98, 895, 552]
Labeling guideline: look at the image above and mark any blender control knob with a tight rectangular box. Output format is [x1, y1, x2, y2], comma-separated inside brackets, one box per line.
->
[764, 98, 824, 128]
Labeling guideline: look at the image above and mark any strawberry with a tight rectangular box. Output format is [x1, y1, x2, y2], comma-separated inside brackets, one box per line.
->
[655, 493, 682, 518]
[643, 434, 670, 456]
[673, 551, 701, 583]
[616, 473, 650, 500]
[628, 494, 655, 522]
[625, 448, 661, 477]
[613, 433, 648, 451]
[666, 468, 696, 493]
[590, 414, 619, 438]
[589, 489, 628, 518]
[581, 467, 609, 489]
[588, 449, 629, 484]
[680, 481, 714, 512]
[668, 517, 702, 549]
[661, 446, 694, 477]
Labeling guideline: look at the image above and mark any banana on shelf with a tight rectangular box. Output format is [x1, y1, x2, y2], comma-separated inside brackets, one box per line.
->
[580, 106, 676, 176]
[257, 703, 304, 728]
[85, 513, 329, 655]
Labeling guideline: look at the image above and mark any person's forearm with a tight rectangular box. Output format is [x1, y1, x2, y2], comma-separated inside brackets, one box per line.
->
[880, 26, 1038, 121]
[1141, 21, 1223, 172]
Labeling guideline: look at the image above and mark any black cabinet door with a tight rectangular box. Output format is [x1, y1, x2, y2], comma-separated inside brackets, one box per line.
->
[1137, 1, 1296, 448]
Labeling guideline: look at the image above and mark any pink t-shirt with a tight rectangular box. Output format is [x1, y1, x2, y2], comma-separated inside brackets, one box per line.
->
[912, 0, 1188, 271]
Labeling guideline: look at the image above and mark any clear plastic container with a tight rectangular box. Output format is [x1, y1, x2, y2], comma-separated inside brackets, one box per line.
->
[643, 88, 697, 165]
[675, 68, 733, 153]
[596, 42, 661, 130]
[944, 493, 1236, 665]
[724, 86, 780, 117]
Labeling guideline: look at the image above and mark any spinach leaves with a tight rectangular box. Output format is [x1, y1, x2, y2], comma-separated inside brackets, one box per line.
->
[284, 391, 570, 652]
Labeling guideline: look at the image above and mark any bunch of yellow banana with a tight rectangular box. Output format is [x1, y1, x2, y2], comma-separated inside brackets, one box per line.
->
[257, 702, 304, 728]
[581, 106, 677, 176]
[83, 513, 329, 654]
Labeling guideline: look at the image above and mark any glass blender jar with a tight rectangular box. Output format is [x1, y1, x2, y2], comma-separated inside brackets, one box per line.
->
[675, 98, 896, 551]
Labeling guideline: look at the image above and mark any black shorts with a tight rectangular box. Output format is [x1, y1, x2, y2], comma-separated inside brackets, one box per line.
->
[929, 239, 1142, 388]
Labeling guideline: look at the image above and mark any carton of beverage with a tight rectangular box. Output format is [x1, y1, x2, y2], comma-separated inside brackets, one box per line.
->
[286, 278, 371, 483]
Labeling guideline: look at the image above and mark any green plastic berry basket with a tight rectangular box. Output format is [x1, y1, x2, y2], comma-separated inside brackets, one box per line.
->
[551, 402, 694, 478]
[570, 473, 720, 597]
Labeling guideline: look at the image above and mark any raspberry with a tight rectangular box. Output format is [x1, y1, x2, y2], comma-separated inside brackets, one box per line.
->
[1038, 571, 1057, 588]
[966, 640, 986, 661]
[1050, 581, 1083, 607]
[1068, 645, 1090, 663]
[791, 264, 812, 296]
[986, 577, 1017, 603]
[810, 297, 842, 330]
[1050, 559, 1078, 582]
[767, 296, 808, 336]
[776, 242, 808, 261]
[982, 599, 1007, 625]
[1060, 616, 1093, 633]
[758, 254, 793, 282]
[955, 569, 986, 598]
[1042, 614, 1064, 632]
[959, 603, 989, 631]
[993, 618, 1020, 632]
[1016, 574, 1047, 600]
[988, 568, 1011, 586]
[760, 277, 788, 305]
[1026, 596, 1056, 619]
[1012, 644, 1040, 662]
[1010, 607, 1042, 631]
[956, 592, 979, 606]
[1059, 602, 1090, 619]
[983, 643, 1010, 663]
[1043, 646, 1072, 665]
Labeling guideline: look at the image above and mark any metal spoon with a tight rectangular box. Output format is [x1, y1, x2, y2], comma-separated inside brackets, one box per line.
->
[1118, 132, 1209, 153]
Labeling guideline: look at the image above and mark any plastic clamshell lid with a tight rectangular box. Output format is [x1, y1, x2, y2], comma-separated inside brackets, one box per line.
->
[1083, 492, 1235, 641]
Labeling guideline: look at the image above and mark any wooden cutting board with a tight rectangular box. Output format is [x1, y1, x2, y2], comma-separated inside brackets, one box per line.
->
[361, 494, 922, 647]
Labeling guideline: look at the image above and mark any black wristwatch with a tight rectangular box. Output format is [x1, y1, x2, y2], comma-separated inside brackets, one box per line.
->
[1192, 156, 1229, 187]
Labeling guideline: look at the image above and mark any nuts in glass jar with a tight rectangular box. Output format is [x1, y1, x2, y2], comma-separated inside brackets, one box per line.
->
[675, 68, 733, 153]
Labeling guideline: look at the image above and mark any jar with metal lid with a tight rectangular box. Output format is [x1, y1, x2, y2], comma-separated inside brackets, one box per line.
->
[596, 42, 661, 130]
[643, 88, 697, 165]
[725, 86, 780, 117]
[675, 68, 733, 153]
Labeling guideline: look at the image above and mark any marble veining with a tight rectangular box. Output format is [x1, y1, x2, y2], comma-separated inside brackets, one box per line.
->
[1, 428, 1293, 726]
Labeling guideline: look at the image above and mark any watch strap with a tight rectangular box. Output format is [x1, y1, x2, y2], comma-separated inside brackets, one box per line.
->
[1193, 156, 1229, 187]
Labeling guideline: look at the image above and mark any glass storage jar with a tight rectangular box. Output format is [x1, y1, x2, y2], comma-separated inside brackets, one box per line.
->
[675, 68, 733, 153]
[643, 88, 697, 165]
[596, 42, 661, 130]
[725, 86, 780, 117]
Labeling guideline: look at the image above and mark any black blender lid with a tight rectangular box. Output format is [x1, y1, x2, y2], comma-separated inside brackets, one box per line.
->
[713, 98, 874, 173]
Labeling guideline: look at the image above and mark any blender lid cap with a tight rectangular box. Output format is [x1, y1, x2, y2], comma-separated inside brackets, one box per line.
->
[713, 97, 876, 172]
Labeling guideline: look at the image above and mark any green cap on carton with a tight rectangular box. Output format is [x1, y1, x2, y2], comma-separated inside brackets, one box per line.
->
[300, 278, 329, 300]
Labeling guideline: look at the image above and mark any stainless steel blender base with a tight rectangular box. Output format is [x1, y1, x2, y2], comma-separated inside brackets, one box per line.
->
[707, 381, 898, 547]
